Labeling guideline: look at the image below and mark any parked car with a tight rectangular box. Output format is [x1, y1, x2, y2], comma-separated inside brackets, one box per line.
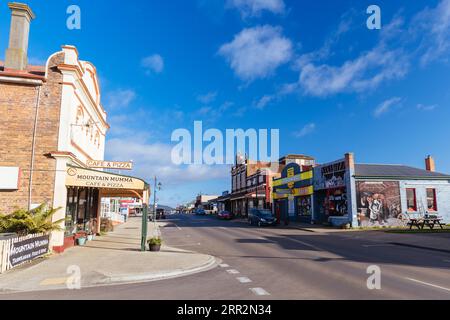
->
[149, 209, 166, 221]
[195, 209, 206, 216]
[217, 210, 233, 220]
[157, 209, 167, 219]
[248, 209, 277, 227]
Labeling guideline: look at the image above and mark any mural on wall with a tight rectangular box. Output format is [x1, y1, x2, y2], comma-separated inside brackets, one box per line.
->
[356, 181, 403, 227]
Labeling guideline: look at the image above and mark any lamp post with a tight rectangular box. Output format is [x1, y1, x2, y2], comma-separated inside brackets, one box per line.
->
[152, 177, 162, 226]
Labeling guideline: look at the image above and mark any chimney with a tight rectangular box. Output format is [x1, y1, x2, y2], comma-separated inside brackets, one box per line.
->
[4, 2, 35, 71]
[345, 152, 355, 171]
[425, 155, 435, 172]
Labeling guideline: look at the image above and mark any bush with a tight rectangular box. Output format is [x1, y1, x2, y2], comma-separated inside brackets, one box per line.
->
[0, 204, 63, 236]
[147, 237, 162, 246]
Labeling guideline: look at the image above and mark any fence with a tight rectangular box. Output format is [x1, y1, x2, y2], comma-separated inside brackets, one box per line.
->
[0, 233, 49, 274]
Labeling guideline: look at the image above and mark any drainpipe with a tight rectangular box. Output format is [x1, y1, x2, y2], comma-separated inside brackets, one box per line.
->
[28, 86, 42, 210]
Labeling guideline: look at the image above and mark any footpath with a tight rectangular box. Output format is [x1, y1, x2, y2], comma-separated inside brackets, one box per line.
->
[0, 217, 217, 293]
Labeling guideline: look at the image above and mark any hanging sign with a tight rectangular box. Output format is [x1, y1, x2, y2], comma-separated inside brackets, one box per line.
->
[66, 167, 145, 190]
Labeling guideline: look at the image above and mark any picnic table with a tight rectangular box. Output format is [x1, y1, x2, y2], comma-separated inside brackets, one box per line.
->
[407, 216, 445, 230]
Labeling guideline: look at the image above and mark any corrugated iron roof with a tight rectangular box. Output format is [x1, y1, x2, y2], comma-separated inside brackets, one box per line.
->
[354, 164, 450, 179]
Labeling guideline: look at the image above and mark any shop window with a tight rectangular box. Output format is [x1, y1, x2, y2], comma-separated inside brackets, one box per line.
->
[406, 188, 417, 212]
[426, 188, 437, 211]
[297, 196, 311, 216]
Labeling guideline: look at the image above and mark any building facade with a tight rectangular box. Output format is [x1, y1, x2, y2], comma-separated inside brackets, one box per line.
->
[313, 153, 450, 227]
[230, 154, 314, 218]
[0, 3, 149, 250]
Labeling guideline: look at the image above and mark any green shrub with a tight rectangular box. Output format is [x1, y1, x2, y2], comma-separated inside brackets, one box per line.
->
[0, 204, 63, 236]
[147, 237, 162, 246]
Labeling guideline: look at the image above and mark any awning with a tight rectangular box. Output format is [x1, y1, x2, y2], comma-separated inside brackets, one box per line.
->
[65, 166, 150, 202]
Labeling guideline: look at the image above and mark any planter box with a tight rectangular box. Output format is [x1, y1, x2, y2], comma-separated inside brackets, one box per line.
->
[148, 244, 161, 252]
[53, 235, 75, 254]
[76, 237, 87, 246]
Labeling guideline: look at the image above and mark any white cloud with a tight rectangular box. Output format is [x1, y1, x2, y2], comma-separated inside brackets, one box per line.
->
[106, 137, 230, 185]
[218, 25, 293, 82]
[104, 89, 136, 110]
[197, 91, 218, 104]
[294, 123, 316, 138]
[288, 1, 450, 98]
[417, 103, 437, 111]
[373, 97, 402, 118]
[226, 0, 285, 17]
[142, 54, 164, 74]
[298, 45, 409, 97]
[413, 0, 450, 65]
[255, 95, 274, 109]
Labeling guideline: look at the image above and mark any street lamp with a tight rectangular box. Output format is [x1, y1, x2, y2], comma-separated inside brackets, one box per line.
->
[152, 177, 162, 224]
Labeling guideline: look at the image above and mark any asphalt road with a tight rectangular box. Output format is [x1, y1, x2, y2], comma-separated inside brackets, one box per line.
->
[2, 214, 450, 300]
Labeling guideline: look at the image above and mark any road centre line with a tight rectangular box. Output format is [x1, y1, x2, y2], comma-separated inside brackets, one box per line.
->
[226, 269, 240, 274]
[250, 287, 270, 296]
[237, 277, 252, 283]
[405, 278, 450, 293]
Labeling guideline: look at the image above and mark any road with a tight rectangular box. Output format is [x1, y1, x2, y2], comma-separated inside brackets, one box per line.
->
[2, 214, 450, 299]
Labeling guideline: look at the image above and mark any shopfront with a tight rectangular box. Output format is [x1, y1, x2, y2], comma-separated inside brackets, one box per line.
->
[53, 165, 150, 252]
[272, 163, 314, 223]
[313, 159, 350, 225]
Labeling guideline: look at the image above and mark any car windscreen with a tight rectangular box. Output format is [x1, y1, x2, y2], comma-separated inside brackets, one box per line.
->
[258, 210, 273, 218]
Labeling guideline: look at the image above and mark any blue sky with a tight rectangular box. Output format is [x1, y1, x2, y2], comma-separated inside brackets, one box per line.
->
[1, 0, 449, 207]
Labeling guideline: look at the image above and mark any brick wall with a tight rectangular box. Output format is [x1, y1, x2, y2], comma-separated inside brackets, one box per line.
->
[0, 52, 65, 213]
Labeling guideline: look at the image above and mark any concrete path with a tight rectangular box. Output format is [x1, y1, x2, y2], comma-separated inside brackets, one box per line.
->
[0, 217, 217, 294]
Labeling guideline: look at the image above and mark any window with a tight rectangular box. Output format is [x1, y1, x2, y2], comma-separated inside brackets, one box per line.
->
[426, 188, 437, 211]
[406, 188, 417, 212]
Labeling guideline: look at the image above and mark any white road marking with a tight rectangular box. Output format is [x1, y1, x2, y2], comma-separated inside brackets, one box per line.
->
[405, 278, 450, 293]
[219, 227, 227, 230]
[284, 237, 323, 251]
[219, 264, 230, 268]
[237, 277, 252, 283]
[226, 269, 240, 274]
[250, 287, 270, 296]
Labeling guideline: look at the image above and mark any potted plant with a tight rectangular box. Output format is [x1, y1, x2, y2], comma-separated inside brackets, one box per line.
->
[76, 236, 87, 246]
[147, 237, 162, 252]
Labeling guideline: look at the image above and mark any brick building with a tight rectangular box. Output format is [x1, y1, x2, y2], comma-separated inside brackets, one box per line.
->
[0, 2, 149, 250]
[230, 154, 314, 217]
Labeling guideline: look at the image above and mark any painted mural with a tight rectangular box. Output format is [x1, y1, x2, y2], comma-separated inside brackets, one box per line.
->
[356, 181, 404, 227]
